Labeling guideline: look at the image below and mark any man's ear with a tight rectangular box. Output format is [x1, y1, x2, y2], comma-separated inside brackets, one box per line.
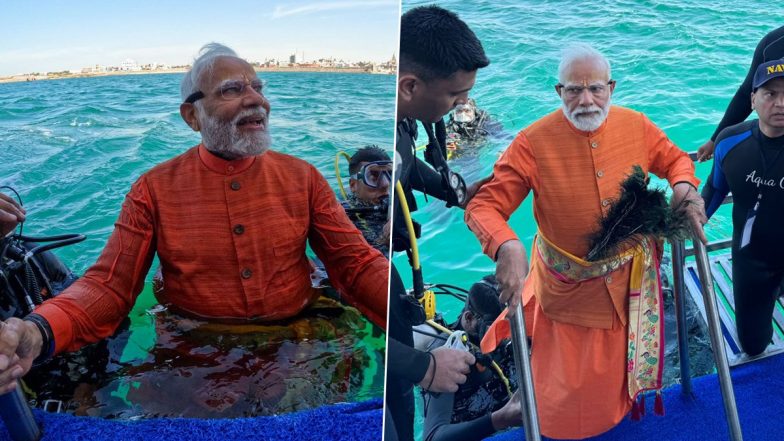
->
[398, 73, 419, 103]
[750, 91, 756, 111]
[349, 179, 358, 194]
[180, 103, 200, 132]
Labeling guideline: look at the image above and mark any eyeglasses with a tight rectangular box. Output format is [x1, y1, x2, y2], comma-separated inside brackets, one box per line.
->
[184, 79, 266, 104]
[352, 161, 392, 188]
[556, 80, 615, 99]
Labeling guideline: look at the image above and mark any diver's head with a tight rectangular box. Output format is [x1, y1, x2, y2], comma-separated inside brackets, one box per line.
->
[452, 98, 477, 124]
[179, 43, 271, 160]
[460, 274, 503, 344]
[398, 6, 489, 123]
[556, 43, 615, 133]
[752, 61, 784, 138]
[349, 145, 392, 204]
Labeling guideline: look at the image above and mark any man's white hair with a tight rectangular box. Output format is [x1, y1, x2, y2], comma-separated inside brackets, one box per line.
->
[180, 43, 239, 102]
[557, 43, 611, 84]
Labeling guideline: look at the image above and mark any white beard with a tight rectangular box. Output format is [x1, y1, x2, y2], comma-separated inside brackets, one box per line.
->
[562, 98, 611, 132]
[198, 107, 271, 159]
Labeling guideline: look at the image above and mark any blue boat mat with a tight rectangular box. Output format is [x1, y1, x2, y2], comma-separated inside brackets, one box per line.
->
[0, 398, 382, 441]
[489, 352, 784, 440]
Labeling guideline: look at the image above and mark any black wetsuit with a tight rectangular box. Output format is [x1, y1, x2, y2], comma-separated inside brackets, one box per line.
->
[340, 194, 389, 257]
[711, 26, 784, 141]
[702, 120, 784, 356]
[386, 118, 450, 441]
[420, 331, 516, 441]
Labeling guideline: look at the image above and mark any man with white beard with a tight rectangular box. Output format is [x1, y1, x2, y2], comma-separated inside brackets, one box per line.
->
[0, 43, 388, 392]
[464, 43, 706, 439]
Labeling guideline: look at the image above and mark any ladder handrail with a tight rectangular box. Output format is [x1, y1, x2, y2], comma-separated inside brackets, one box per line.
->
[691, 237, 743, 440]
[509, 302, 541, 441]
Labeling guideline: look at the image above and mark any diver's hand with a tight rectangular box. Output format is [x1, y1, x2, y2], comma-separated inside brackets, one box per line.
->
[672, 182, 708, 244]
[696, 140, 715, 162]
[491, 389, 523, 430]
[460, 174, 493, 209]
[0, 193, 25, 237]
[0, 318, 41, 394]
[418, 346, 475, 393]
[496, 240, 528, 311]
[377, 220, 390, 249]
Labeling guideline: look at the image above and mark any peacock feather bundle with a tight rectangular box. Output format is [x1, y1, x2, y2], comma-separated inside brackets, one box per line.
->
[585, 165, 692, 262]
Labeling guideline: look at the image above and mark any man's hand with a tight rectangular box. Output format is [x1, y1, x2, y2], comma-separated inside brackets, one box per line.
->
[491, 389, 523, 430]
[0, 318, 42, 394]
[496, 240, 529, 310]
[377, 220, 391, 248]
[696, 140, 715, 162]
[672, 182, 708, 244]
[0, 193, 25, 237]
[460, 174, 493, 209]
[418, 346, 475, 393]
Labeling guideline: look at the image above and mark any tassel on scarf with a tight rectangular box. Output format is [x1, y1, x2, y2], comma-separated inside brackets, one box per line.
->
[631, 399, 641, 421]
[639, 392, 646, 416]
[654, 390, 665, 416]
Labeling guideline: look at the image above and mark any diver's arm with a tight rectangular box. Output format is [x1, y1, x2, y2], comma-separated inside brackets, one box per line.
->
[710, 31, 770, 142]
[409, 157, 449, 201]
[387, 337, 431, 384]
[701, 139, 732, 221]
[308, 166, 387, 329]
[423, 390, 496, 441]
[33, 178, 157, 354]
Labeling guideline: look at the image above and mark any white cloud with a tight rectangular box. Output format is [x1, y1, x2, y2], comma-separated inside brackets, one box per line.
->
[272, 0, 397, 19]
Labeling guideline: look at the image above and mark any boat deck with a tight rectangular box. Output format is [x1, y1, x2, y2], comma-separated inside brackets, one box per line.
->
[684, 252, 784, 366]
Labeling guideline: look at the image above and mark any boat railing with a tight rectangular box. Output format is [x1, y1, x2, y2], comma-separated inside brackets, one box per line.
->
[509, 302, 541, 441]
[669, 151, 743, 440]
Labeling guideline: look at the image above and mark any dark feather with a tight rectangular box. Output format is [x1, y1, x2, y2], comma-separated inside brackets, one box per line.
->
[585, 165, 691, 261]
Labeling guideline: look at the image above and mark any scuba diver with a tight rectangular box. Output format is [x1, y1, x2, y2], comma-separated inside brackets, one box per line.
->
[444, 98, 501, 158]
[415, 275, 522, 441]
[340, 146, 392, 257]
[387, 6, 491, 441]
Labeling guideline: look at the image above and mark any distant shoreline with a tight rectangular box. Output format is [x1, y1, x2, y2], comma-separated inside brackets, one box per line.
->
[0, 66, 394, 84]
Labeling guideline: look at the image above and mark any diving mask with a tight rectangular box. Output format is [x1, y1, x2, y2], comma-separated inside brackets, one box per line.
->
[453, 104, 476, 123]
[353, 160, 392, 189]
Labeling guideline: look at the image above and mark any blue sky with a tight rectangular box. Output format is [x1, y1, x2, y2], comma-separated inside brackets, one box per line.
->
[0, 0, 400, 76]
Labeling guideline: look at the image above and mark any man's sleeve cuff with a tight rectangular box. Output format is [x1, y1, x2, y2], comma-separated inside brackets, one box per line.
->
[486, 231, 520, 261]
[33, 302, 74, 355]
[669, 174, 700, 190]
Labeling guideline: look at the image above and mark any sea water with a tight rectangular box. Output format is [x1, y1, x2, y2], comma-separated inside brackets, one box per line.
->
[398, 0, 784, 436]
[0, 71, 394, 417]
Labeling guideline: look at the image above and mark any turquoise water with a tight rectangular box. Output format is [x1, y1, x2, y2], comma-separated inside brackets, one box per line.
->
[397, 0, 784, 323]
[398, 0, 784, 437]
[0, 71, 394, 416]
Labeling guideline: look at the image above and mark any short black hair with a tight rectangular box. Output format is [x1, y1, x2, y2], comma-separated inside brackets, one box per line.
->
[349, 145, 391, 174]
[400, 5, 489, 82]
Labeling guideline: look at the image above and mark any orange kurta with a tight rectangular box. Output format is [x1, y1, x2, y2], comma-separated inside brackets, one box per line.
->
[465, 106, 698, 439]
[35, 145, 388, 354]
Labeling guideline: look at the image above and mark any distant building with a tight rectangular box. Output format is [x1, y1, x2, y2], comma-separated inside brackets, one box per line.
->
[120, 58, 141, 71]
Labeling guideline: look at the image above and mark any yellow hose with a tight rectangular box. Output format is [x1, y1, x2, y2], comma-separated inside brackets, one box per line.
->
[395, 180, 420, 270]
[334, 151, 352, 199]
[424, 319, 512, 398]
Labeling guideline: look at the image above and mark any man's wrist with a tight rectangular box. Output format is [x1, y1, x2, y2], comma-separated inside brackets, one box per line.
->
[23, 313, 53, 365]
